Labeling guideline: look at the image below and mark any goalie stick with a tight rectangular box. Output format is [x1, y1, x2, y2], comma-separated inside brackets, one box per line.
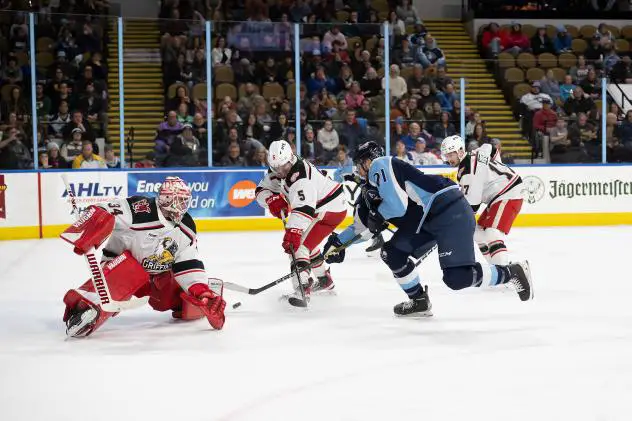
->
[62, 175, 149, 313]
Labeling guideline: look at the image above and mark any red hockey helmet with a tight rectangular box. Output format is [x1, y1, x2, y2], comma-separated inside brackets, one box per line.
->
[158, 176, 192, 223]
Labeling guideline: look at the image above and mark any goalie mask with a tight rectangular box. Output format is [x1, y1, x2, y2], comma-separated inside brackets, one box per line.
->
[158, 176, 192, 223]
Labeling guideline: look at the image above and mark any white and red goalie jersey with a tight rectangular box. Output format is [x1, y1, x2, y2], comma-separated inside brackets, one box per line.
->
[255, 157, 346, 230]
[60, 191, 225, 336]
[88, 195, 207, 292]
[457, 143, 523, 211]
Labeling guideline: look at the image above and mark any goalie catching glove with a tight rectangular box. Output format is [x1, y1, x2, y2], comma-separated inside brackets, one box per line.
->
[180, 283, 226, 330]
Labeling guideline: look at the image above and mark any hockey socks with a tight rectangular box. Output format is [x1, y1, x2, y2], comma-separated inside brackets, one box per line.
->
[393, 259, 424, 299]
[472, 262, 511, 287]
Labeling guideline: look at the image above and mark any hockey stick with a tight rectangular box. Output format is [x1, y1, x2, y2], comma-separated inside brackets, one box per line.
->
[280, 211, 308, 307]
[222, 232, 363, 295]
[413, 244, 438, 268]
[62, 175, 149, 312]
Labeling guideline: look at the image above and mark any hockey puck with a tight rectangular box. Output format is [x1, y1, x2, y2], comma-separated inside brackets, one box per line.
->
[232, 302, 242, 309]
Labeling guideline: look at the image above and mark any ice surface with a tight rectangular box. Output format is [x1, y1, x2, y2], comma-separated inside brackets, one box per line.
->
[1, 227, 632, 421]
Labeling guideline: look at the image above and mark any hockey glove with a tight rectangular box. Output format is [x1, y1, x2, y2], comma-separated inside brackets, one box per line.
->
[366, 209, 388, 234]
[362, 184, 382, 211]
[181, 283, 226, 330]
[265, 194, 289, 219]
[60, 205, 115, 255]
[282, 228, 303, 254]
[323, 233, 345, 264]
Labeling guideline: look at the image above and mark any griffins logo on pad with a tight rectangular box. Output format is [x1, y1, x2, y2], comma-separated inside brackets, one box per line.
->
[0, 175, 6, 219]
[132, 198, 151, 214]
[142, 238, 178, 272]
[521, 176, 545, 204]
[228, 180, 257, 208]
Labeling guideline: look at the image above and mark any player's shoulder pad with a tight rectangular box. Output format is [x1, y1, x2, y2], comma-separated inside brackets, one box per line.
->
[368, 156, 392, 186]
[475, 143, 492, 166]
[126, 196, 160, 224]
[285, 158, 310, 188]
[178, 213, 197, 245]
[457, 154, 472, 180]
[180, 213, 197, 234]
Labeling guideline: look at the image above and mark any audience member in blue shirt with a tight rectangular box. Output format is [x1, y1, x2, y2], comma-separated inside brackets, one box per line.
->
[553, 25, 572, 54]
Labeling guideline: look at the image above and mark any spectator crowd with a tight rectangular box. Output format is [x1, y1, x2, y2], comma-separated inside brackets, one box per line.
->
[480, 20, 632, 163]
[0, 0, 112, 170]
[6, 1, 632, 169]
[156, 0, 502, 168]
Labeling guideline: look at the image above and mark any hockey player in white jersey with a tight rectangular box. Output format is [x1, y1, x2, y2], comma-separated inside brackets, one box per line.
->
[255, 140, 347, 305]
[441, 135, 523, 265]
[60, 176, 226, 337]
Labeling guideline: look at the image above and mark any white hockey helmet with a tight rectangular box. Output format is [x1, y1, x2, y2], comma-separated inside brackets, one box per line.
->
[440, 135, 466, 167]
[158, 176, 192, 223]
[268, 140, 295, 176]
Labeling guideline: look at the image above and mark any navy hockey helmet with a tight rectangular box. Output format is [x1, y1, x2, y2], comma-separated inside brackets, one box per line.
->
[353, 141, 384, 166]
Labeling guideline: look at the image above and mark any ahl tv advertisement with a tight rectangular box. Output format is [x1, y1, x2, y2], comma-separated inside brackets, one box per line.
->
[128, 171, 266, 218]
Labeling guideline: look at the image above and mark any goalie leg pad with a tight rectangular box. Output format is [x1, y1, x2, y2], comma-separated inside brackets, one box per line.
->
[63, 289, 112, 336]
[60, 206, 115, 255]
[62, 251, 150, 335]
[147, 271, 205, 320]
[148, 271, 183, 312]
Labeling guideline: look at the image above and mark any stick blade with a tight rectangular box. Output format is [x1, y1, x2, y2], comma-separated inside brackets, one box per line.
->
[222, 281, 252, 294]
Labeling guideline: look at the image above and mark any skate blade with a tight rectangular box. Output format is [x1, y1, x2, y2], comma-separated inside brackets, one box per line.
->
[395, 310, 434, 319]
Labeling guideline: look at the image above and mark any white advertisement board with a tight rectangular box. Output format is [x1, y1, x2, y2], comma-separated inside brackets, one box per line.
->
[515, 166, 632, 214]
[331, 165, 632, 221]
[3, 164, 632, 241]
[0, 172, 39, 229]
[40, 171, 128, 227]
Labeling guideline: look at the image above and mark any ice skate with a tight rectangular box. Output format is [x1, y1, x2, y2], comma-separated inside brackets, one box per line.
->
[65, 306, 99, 338]
[280, 277, 311, 308]
[365, 233, 385, 257]
[393, 286, 433, 317]
[311, 269, 336, 295]
[507, 260, 534, 301]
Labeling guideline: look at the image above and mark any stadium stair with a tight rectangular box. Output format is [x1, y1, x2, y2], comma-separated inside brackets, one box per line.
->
[423, 20, 532, 158]
[107, 19, 164, 164]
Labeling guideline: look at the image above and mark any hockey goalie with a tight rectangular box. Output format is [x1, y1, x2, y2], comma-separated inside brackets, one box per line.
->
[60, 176, 226, 337]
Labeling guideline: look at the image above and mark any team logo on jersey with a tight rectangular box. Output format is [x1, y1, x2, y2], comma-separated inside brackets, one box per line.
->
[521, 176, 545, 204]
[142, 237, 178, 272]
[132, 198, 151, 214]
[228, 180, 257, 208]
[0, 175, 6, 219]
[290, 172, 300, 183]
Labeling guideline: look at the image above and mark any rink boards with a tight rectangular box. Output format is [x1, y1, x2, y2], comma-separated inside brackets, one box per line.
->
[1, 165, 632, 240]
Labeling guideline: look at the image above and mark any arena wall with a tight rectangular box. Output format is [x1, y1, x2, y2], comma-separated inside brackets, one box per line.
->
[1, 165, 631, 241]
